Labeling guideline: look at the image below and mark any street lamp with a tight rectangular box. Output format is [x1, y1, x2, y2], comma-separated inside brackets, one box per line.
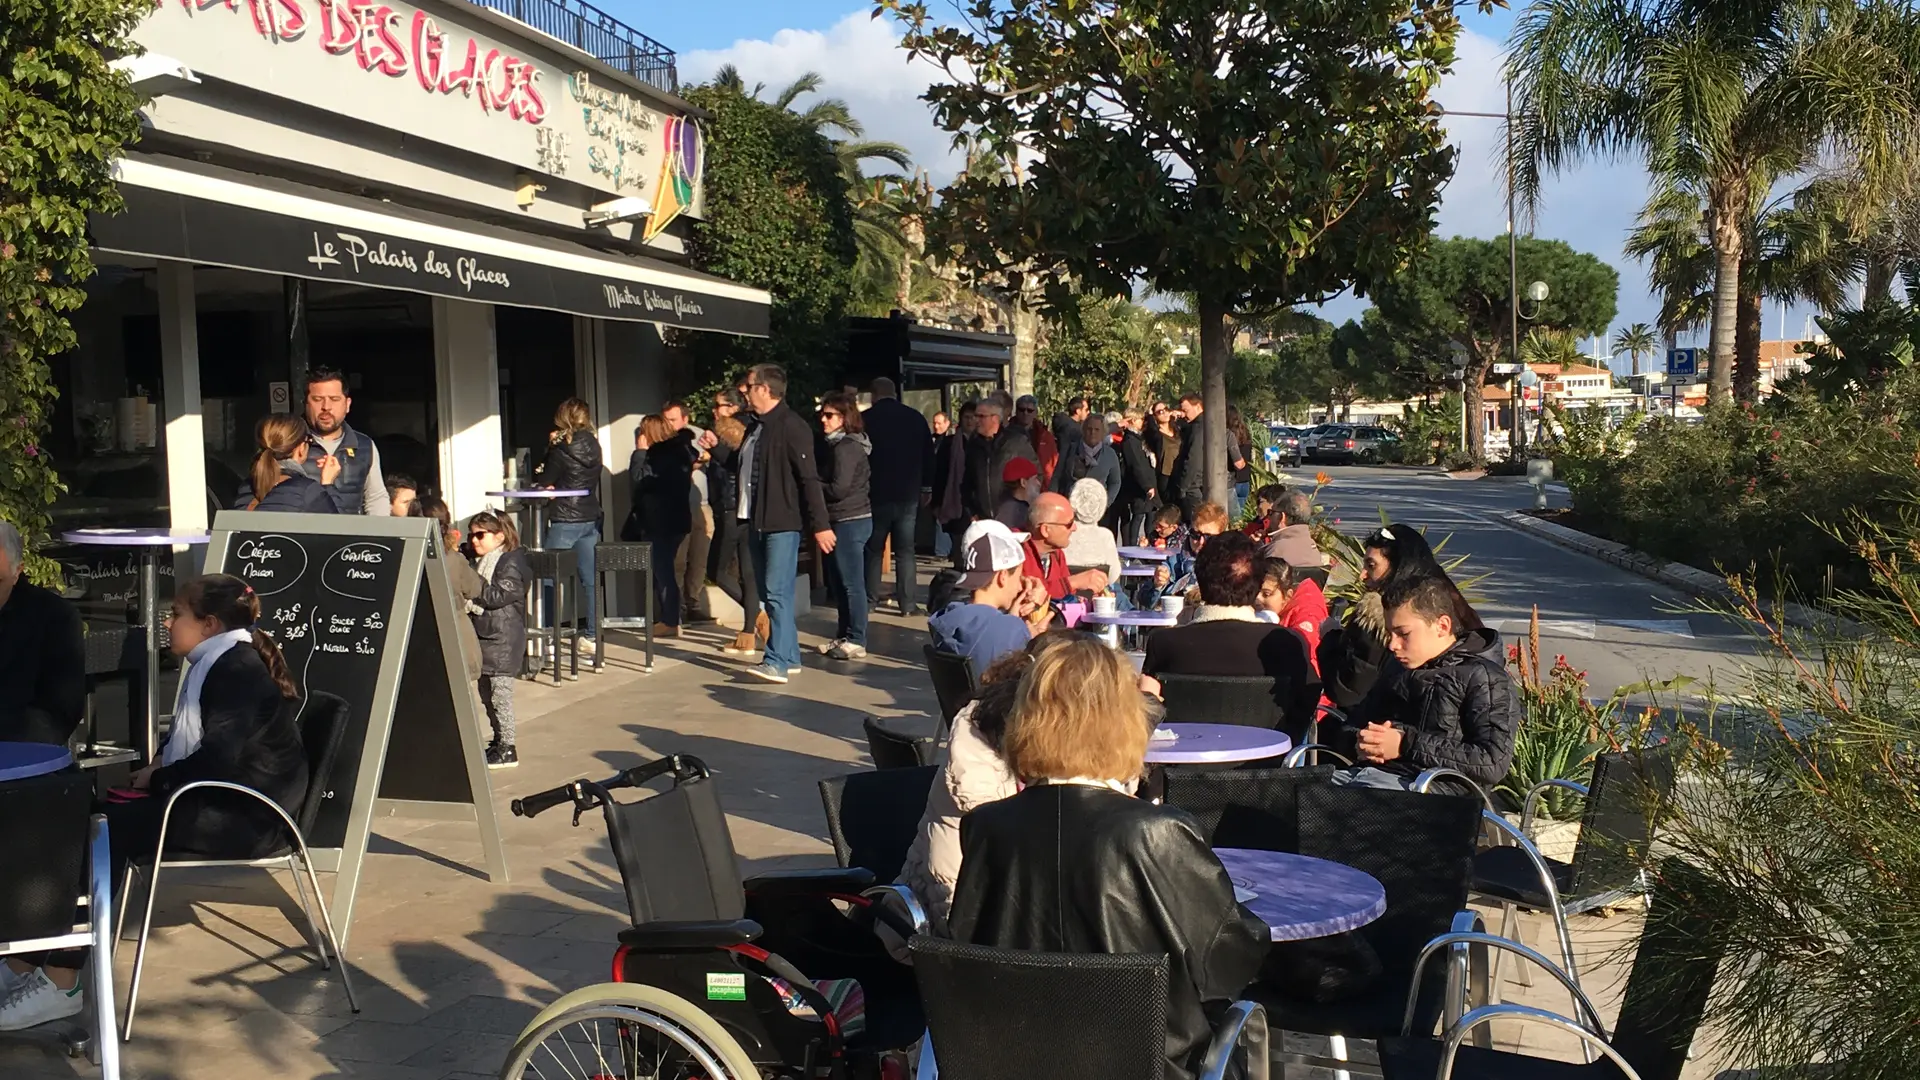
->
[1524, 280, 1550, 309]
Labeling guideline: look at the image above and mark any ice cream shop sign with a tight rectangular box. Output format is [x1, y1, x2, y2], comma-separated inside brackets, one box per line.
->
[165, 0, 548, 124]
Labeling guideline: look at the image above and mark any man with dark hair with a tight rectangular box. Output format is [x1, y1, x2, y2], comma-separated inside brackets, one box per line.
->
[1171, 391, 1245, 519]
[298, 366, 391, 514]
[862, 376, 934, 614]
[1333, 575, 1518, 793]
[1140, 532, 1317, 719]
[1051, 396, 1091, 463]
[701, 363, 832, 684]
[386, 474, 419, 518]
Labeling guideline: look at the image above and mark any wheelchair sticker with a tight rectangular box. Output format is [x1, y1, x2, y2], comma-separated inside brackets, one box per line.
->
[706, 972, 747, 1001]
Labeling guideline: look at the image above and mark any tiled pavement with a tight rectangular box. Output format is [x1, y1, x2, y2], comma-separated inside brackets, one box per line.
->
[0, 597, 1736, 1079]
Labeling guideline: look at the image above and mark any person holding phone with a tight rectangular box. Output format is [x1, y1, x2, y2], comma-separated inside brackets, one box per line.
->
[0, 573, 307, 1031]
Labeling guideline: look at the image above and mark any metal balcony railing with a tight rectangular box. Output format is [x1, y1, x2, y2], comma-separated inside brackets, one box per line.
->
[476, 0, 678, 94]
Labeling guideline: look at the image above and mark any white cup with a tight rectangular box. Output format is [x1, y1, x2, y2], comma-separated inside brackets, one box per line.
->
[1091, 594, 1118, 615]
[1160, 595, 1185, 618]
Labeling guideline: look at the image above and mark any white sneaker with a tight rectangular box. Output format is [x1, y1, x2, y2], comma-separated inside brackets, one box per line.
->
[816, 638, 845, 656]
[0, 965, 29, 996]
[0, 969, 83, 1031]
[828, 642, 868, 660]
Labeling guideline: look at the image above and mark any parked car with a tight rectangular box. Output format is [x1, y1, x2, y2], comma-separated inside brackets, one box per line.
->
[1312, 424, 1401, 464]
[1265, 424, 1304, 467]
[1298, 424, 1341, 461]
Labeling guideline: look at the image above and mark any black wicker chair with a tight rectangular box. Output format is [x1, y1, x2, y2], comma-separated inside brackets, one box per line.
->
[923, 644, 979, 731]
[1157, 673, 1309, 744]
[523, 548, 580, 683]
[818, 766, 937, 884]
[910, 935, 1270, 1080]
[862, 715, 937, 770]
[1162, 764, 1335, 852]
[1251, 783, 1482, 1075]
[1378, 859, 1723, 1080]
[592, 540, 655, 673]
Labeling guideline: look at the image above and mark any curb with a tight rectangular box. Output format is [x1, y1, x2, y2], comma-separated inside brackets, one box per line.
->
[1495, 511, 1856, 634]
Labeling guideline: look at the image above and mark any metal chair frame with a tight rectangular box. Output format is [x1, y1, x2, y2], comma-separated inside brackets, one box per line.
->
[592, 540, 655, 674]
[1283, 743, 1351, 767]
[118, 780, 360, 1040]
[1434, 1004, 1647, 1080]
[523, 548, 580, 683]
[0, 815, 120, 1078]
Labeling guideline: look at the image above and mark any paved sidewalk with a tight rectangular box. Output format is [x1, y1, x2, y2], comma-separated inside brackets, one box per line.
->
[0, 599, 1730, 1079]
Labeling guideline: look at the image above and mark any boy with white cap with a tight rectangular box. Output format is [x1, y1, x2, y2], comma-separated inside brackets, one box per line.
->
[927, 520, 1055, 673]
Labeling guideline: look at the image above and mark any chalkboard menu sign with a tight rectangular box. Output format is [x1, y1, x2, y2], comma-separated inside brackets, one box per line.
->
[203, 512, 506, 943]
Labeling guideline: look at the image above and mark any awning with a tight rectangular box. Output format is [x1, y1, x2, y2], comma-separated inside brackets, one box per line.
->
[91, 155, 771, 337]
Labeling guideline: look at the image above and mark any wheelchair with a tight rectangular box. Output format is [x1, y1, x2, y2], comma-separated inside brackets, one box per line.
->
[498, 755, 926, 1080]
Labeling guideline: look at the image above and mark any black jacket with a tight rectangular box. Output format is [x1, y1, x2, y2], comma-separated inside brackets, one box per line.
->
[234, 471, 339, 514]
[708, 436, 742, 517]
[150, 646, 308, 860]
[1318, 593, 1393, 710]
[1142, 614, 1321, 738]
[538, 431, 603, 524]
[0, 580, 84, 745]
[1343, 627, 1519, 791]
[1174, 417, 1214, 509]
[629, 432, 695, 540]
[950, 785, 1270, 1080]
[720, 400, 831, 535]
[962, 432, 995, 521]
[862, 397, 932, 504]
[470, 549, 531, 677]
[819, 432, 873, 523]
[1116, 429, 1159, 513]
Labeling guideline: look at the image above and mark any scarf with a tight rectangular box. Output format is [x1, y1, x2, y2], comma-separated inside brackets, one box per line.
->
[467, 548, 504, 616]
[162, 628, 256, 766]
[1190, 604, 1263, 624]
[1081, 439, 1103, 467]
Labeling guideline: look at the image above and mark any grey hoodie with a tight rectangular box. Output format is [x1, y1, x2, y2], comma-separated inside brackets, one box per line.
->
[821, 431, 873, 523]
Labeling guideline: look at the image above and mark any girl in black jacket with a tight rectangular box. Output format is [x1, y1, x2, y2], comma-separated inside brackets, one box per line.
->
[816, 391, 873, 660]
[467, 510, 531, 769]
[5, 573, 308, 1025]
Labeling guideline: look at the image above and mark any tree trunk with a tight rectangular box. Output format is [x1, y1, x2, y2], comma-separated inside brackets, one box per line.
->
[1734, 289, 1763, 403]
[1197, 293, 1233, 508]
[1010, 297, 1040, 397]
[1707, 183, 1747, 406]
[1865, 254, 1899, 305]
[896, 213, 923, 312]
[1463, 342, 1488, 466]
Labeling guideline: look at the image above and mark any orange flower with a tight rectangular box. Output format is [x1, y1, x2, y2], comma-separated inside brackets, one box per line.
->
[1314, 471, 1332, 486]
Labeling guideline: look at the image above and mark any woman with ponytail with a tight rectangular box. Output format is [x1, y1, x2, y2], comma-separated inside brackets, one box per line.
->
[236, 414, 340, 513]
[0, 574, 309, 1029]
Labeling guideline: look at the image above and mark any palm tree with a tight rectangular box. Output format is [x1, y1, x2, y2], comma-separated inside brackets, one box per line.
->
[1612, 322, 1658, 377]
[1509, 0, 1915, 406]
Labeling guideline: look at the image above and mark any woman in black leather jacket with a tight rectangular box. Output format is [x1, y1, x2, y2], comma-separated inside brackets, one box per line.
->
[536, 398, 603, 640]
[626, 414, 694, 637]
[948, 637, 1268, 1080]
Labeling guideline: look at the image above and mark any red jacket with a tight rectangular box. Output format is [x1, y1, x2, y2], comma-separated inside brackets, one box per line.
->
[1276, 578, 1329, 674]
[1032, 424, 1059, 487]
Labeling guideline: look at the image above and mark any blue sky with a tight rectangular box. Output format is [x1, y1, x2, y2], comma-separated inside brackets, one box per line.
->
[610, 2, 1832, 368]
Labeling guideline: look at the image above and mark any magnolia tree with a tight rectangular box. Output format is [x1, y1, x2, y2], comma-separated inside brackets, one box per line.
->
[881, 0, 1486, 506]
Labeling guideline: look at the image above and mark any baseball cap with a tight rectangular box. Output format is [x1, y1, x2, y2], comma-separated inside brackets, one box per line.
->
[1001, 457, 1040, 484]
[955, 519, 1028, 590]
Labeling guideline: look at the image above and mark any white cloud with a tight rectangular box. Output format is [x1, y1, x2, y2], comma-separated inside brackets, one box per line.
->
[688, 14, 1824, 366]
[681, 11, 966, 180]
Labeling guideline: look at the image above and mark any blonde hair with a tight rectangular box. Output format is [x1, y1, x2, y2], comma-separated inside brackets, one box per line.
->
[714, 415, 747, 450]
[1191, 501, 1230, 531]
[639, 414, 674, 446]
[1002, 637, 1148, 783]
[250, 414, 309, 507]
[552, 397, 593, 439]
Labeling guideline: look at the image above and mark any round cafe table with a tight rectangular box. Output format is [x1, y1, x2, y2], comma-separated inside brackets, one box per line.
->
[0, 742, 74, 782]
[484, 489, 591, 552]
[1081, 608, 1176, 649]
[1118, 545, 1172, 562]
[1145, 724, 1291, 765]
[1213, 847, 1387, 941]
[62, 528, 212, 760]
[1120, 565, 1156, 578]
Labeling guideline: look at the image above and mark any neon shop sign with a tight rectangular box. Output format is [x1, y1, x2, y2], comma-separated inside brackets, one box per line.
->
[172, 0, 548, 125]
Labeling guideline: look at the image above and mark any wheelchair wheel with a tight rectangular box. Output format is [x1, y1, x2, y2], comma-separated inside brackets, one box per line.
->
[500, 982, 762, 1080]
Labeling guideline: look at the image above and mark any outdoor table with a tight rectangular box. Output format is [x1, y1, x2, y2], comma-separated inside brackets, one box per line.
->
[1082, 608, 1176, 649]
[0, 742, 74, 782]
[485, 489, 590, 552]
[1118, 545, 1172, 562]
[1213, 847, 1387, 941]
[1145, 724, 1291, 765]
[1120, 565, 1156, 578]
[62, 528, 211, 760]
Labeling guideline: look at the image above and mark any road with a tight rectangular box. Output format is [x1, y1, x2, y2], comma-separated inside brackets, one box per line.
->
[1292, 465, 1761, 702]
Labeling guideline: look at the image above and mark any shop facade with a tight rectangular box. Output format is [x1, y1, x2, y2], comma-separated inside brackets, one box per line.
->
[55, 0, 766, 575]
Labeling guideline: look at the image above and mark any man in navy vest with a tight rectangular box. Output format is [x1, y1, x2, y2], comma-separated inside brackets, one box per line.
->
[298, 366, 392, 515]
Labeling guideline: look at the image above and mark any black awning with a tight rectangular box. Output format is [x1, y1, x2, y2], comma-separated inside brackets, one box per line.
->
[92, 156, 770, 338]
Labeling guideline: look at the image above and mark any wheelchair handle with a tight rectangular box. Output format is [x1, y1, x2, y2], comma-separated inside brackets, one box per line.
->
[510, 755, 715, 819]
[511, 782, 581, 819]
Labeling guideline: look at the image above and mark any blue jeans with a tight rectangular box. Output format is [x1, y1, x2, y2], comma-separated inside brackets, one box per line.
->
[1330, 766, 1420, 791]
[1230, 481, 1250, 524]
[865, 500, 919, 610]
[752, 530, 802, 671]
[829, 517, 874, 647]
[543, 520, 600, 636]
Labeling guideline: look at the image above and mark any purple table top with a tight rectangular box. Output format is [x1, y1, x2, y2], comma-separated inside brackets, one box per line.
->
[1214, 848, 1387, 941]
[1145, 723, 1291, 764]
[1120, 566, 1156, 577]
[1082, 610, 1177, 627]
[1118, 546, 1172, 562]
[0, 742, 73, 782]
[62, 528, 210, 546]
[486, 490, 590, 498]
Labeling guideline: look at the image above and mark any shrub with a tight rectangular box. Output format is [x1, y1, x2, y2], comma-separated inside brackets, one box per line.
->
[1385, 393, 1461, 466]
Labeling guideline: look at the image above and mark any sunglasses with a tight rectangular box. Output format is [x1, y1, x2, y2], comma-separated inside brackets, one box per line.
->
[471, 529, 497, 539]
[820, 410, 841, 420]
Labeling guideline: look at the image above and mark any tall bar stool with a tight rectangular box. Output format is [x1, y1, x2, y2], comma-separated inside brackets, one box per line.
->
[522, 548, 580, 684]
[592, 541, 655, 673]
